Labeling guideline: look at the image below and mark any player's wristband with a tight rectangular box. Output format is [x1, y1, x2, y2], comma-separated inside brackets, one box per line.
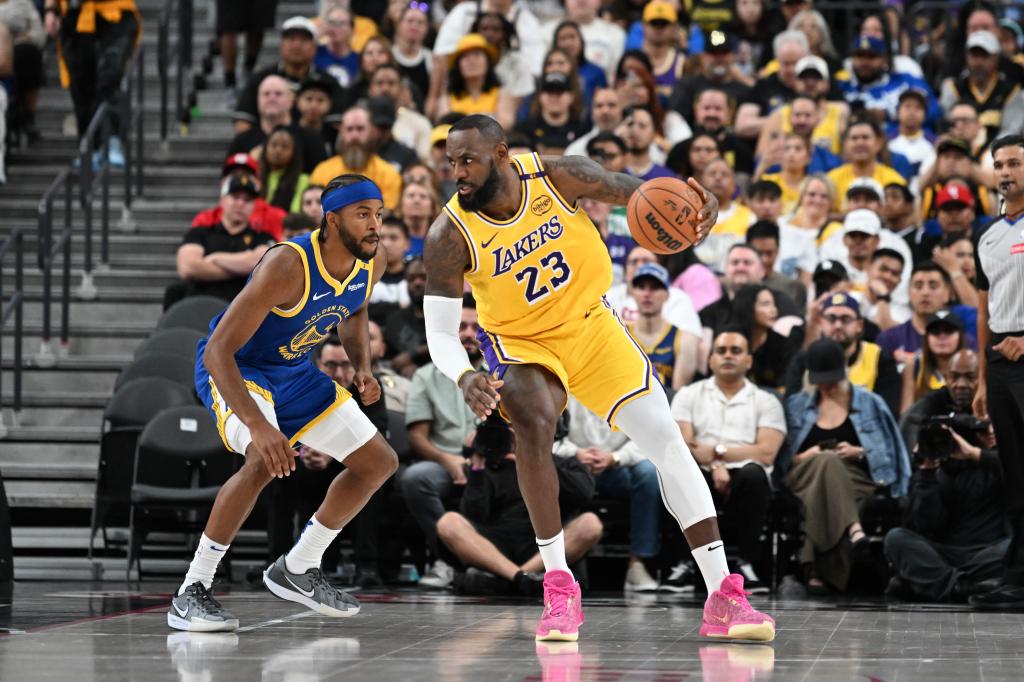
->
[424, 295, 475, 385]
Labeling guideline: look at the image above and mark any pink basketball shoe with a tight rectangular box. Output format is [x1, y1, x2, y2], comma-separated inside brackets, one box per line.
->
[535, 570, 584, 642]
[700, 574, 776, 642]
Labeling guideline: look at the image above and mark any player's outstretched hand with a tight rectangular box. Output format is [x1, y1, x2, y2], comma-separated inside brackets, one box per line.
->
[249, 419, 295, 478]
[686, 177, 718, 246]
[458, 370, 504, 419]
[354, 370, 381, 404]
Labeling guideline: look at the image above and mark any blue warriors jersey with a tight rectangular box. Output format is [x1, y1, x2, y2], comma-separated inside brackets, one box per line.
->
[628, 323, 681, 387]
[195, 229, 374, 447]
[205, 230, 374, 367]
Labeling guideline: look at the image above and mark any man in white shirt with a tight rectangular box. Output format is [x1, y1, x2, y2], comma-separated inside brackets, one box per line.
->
[433, 0, 545, 75]
[672, 330, 787, 593]
[605, 246, 703, 338]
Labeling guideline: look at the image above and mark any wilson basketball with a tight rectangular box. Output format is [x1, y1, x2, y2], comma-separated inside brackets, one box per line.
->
[626, 177, 704, 254]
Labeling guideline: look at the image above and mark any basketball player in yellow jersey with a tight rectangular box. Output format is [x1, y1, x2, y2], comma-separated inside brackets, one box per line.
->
[422, 115, 776, 642]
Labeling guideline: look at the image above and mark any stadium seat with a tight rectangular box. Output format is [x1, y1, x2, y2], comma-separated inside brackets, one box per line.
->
[114, 352, 196, 391]
[157, 296, 226, 333]
[127, 406, 240, 579]
[133, 328, 205, 361]
[89, 377, 198, 560]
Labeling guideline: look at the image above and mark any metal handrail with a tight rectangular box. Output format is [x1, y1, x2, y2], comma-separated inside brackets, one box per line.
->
[0, 229, 25, 437]
[35, 171, 74, 367]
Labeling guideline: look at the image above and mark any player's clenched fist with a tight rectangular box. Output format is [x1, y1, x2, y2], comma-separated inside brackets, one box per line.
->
[458, 370, 504, 419]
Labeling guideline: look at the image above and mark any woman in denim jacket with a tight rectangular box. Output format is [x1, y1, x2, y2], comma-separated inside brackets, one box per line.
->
[777, 340, 911, 593]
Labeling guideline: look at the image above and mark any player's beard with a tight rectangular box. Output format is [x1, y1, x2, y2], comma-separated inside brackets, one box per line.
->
[337, 223, 378, 261]
[456, 161, 502, 212]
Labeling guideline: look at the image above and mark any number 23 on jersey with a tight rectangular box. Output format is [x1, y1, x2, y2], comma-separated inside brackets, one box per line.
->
[515, 251, 572, 304]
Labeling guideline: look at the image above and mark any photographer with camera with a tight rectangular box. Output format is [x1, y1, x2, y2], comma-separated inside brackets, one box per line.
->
[884, 349, 1008, 602]
[435, 414, 603, 597]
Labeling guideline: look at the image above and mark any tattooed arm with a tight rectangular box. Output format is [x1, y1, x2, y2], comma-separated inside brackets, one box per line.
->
[543, 155, 719, 244]
[423, 212, 470, 297]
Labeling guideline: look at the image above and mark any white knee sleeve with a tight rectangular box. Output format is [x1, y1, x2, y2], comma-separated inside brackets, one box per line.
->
[613, 384, 717, 529]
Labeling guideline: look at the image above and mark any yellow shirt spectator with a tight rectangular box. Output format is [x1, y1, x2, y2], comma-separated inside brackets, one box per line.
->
[310, 155, 402, 211]
[827, 164, 905, 212]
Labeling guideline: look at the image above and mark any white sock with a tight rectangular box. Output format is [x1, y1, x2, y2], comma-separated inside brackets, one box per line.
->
[285, 515, 342, 574]
[536, 530, 572, 574]
[179, 533, 229, 595]
[692, 540, 730, 593]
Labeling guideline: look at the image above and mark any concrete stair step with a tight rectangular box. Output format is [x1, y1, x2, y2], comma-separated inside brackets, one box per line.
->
[15, 406, 104, 429]
[3, 334, 148, 359]
[4, 480, 96, 508]
[2, 424, 100, 443]
[2, 267, 178, 289]
[2, 367, 118, 395]
[1, 390, 111, 408]
[17, 233, 181, 256]
[1, 455, 97, 480]
[19, 301, 162, 326]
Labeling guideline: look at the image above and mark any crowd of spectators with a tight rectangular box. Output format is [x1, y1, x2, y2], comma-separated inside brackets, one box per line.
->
[16, 0, 1024, 600]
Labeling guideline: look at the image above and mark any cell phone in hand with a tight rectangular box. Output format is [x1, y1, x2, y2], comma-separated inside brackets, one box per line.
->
[818, 438, 838, 451]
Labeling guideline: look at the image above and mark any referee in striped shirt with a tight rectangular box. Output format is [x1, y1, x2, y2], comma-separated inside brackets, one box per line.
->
[971, 134, 1024, 608]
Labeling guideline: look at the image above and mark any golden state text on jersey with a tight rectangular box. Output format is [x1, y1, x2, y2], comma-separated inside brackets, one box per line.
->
[444, 153, 612, 337]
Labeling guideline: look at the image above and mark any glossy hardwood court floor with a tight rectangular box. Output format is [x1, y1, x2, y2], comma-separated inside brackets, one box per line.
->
[2, 581, 1024, 680]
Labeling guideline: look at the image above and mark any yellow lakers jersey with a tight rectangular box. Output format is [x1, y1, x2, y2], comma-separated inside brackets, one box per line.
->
[444, 153, 613, 337]
[781, 102, 844, 155]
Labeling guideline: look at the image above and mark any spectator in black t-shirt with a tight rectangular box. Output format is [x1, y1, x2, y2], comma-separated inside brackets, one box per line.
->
[514, 72, 589, 155]
[369, 217, 411, 326]
[735, 30, 809, 139]
[165, 175, 275, 308]
[384, 256, 428, 378]
[233, 17, 344, 134]
[228, 74, 328, 174]
[668, 30, 753, 124]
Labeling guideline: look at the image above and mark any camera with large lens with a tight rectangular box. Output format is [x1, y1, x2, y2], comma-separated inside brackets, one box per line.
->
[917, 412, 989, 461]
[472, 412, 513, 469]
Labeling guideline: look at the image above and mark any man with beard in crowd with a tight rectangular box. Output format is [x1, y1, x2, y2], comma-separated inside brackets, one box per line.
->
[838, 35, 939, 128]
[940, 31, 1021, 141]
[786, 292, 901, 416]
[311, 105, 402, 210]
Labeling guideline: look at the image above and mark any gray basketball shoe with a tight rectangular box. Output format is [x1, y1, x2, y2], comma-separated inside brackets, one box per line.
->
[167, 582, 239, 632]
[263, 554, 361, 617]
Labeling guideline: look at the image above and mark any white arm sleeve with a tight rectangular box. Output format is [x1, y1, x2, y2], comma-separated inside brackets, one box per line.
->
[424, 295, 475, 385]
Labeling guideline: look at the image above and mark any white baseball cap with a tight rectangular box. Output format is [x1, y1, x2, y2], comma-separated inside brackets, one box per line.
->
[282, 16, 317, 38]
[966, 30, 1000, 55]
[846, 176, 885, 201]
[843, 208, 881, 236]
[796, 55, 830, 80]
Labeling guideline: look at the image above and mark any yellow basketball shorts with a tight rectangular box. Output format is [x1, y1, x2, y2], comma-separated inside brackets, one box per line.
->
[477, 298, 656, 426]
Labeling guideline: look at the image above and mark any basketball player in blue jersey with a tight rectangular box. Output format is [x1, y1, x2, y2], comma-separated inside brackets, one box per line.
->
[167, 175, 399, 632]
[423, 115, 776, 642]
